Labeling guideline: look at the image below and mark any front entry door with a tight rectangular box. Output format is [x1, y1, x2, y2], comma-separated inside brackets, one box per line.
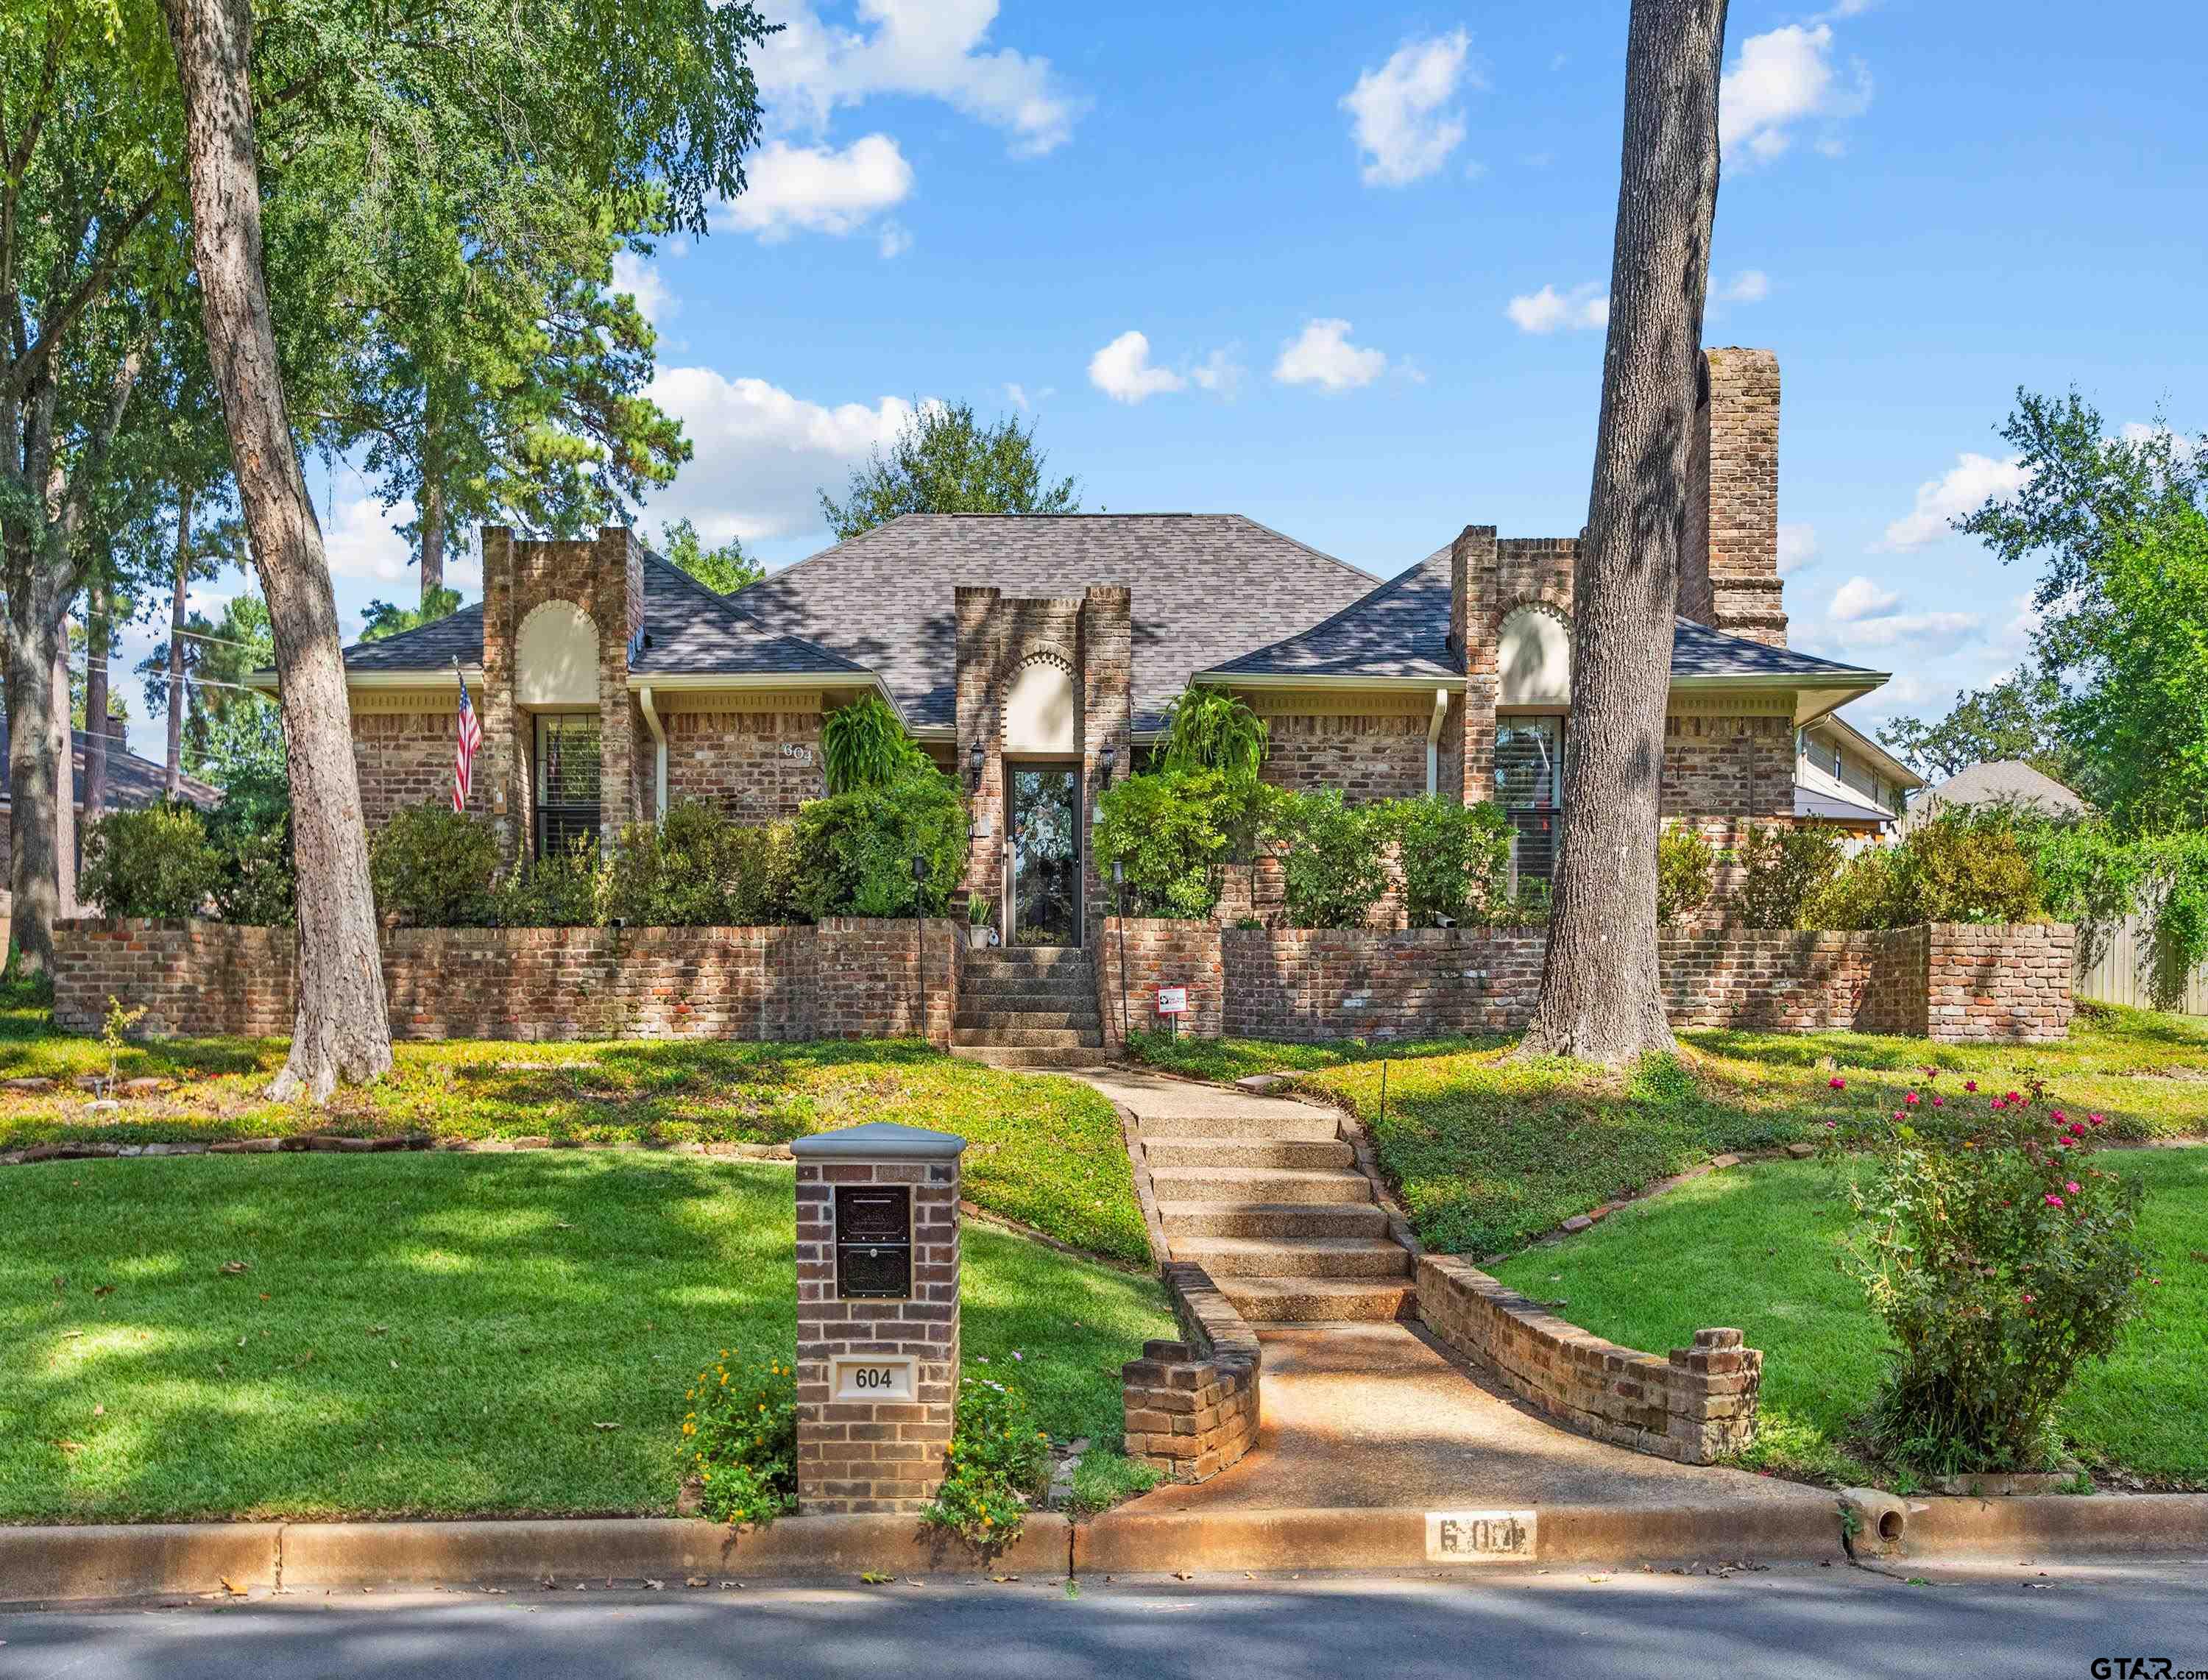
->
[1008, 765, 1080, 946]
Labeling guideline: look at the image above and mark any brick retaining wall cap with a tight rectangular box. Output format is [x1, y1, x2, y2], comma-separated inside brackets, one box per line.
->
[788, 1122, 969, 1160]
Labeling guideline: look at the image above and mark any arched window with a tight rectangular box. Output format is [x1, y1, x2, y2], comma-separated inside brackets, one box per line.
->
[1496, 605, 1571, 707]
[515, 600, 598, 706]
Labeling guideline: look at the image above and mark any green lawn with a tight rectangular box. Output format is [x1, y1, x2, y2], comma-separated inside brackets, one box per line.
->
[0, 1150, 1175, 1524]
[1490, 1149, 2208, 1489]
[0, 1011, 1148, 1263]
[1131, 1004, 2208, 1256]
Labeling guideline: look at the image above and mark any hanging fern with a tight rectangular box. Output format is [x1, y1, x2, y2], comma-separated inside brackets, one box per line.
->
[1157, 688, 1269, 784]
[821, 692, 928, 794]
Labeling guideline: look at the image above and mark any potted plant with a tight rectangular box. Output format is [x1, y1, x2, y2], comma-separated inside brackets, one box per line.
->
[966, 896, 998, 949]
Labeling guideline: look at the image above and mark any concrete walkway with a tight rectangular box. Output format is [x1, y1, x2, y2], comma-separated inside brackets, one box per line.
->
[1076, 1067, 1818, 1515]
[1136, 1323, 1823, 1513]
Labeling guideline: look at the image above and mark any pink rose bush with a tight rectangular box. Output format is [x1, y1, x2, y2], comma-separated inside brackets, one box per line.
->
[1825, 1075, 2146, 1473]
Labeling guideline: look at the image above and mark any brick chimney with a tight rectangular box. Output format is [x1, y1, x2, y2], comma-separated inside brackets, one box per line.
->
[1449, 524, 1498, 805]
[1682, 347, 1787, 648]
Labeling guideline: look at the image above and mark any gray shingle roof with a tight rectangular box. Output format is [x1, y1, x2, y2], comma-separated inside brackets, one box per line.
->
[1208, 545, 1458, 679]
[336, 554, 871, 684]
[0, 716, 220, 809]
[1211, 542, 1888, 687]
[723, 514, 1381, 731]
[1903, 759, 2087, 831]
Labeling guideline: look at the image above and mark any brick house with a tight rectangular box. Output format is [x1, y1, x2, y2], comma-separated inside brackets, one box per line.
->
[311, 346, 1890, 947]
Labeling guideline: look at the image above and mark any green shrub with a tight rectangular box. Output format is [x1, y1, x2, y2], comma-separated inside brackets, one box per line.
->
[603, 800, 799, 926]
[1393, 797, 1512, 926]
[793, 768, 969, 918]
[1805, 843, 1911, 930]
[1805, 812, 2046, 932]
[1270, 789, 1392, 929]
[821, 692, 930, 794]
[205, 765, 294, 926]
[489, 836, 606, 926]
[1655, 820, 1717, 927]
[1736, 822, 1844, 929]
[79, 803, 222, 918]
[683, 1349, 797, 1526]
[922, 1369, 1050, 1547]
[1835, 1077, 2146, 1473]
[1900, 810, 2045, 924]
[368, 802, 500, 926]
[1095, 769, 1236, 918]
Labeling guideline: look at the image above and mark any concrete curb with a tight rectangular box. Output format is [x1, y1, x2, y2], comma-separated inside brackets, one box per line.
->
[1888, 1494, 2208, 1559]
[7, 1495, 2206, 1604]
[0, 1517, 1068, 1607]
[0, 1523, 285, 1603]
[1076, 1502, 1846, 1573]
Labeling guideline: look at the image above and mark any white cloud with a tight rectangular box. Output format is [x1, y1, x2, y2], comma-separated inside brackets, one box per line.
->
[876, 221, 912, 259]
[1504, 283, 1608, 334]
[1720, 24, 1872, 164]
[1776, 522, 1818, 576]
[1879, 452, 2028, 550]
[1088, 331, 1185, 404]
[1717, 269, 1769, 304]
[757, 0, 1083, 158]
[1272, 319, 1388, 392]
[1004, 382, 1031, 412]
[1341, 30, 1481, 187]
[1829, 575, 1900, 622]
[1821, 609, 1982, 650]
[1188, 347, 1245, 398]
[640, 368, 921, 544]
[717, 135, 913, 242]
[323, 495, 415, 584]
[609, 252, 673, 326]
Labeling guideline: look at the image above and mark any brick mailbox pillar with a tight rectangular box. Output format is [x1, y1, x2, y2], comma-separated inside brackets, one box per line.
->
[791, 1121, 967, 1514]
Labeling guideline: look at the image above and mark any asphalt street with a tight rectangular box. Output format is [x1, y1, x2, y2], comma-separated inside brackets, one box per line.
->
[4, 1559, 2206, 1679]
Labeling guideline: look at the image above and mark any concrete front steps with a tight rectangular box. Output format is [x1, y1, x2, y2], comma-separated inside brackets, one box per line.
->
[1102, 1072, 1417, 1324]
[949, 946, 1108, 1071]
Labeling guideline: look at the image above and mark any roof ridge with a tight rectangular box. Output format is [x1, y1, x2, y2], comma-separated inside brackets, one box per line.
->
[1223, 514, 1382, 586]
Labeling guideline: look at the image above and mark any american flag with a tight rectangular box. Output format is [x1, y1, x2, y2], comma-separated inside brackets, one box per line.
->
[452, 670, 483, 812]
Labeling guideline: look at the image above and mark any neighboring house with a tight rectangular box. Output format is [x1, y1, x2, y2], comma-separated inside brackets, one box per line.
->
[0, 713, 221, 879]
[1793, 712, 1924, 847]
[286, 347, 1892, 946]
[1902, 759, 2088, 832]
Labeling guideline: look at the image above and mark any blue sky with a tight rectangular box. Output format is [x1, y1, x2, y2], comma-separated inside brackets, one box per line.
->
[128, 0, 2207, 761]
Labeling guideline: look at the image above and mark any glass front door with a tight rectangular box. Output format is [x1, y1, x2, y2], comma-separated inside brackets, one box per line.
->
[1008, 765, 1080, 946]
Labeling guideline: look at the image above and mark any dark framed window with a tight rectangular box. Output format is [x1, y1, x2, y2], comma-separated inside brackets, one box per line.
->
[1495, 715, 1565, 886]
[534, 713, 601, 858]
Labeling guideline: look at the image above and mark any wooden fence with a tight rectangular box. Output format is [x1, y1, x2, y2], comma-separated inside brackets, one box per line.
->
[2074, 913, 2208, 1015]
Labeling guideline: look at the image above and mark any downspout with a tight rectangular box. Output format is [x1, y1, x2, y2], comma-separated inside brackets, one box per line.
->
[637, 685, 668, 820]
[1426, 686, 1449, 797]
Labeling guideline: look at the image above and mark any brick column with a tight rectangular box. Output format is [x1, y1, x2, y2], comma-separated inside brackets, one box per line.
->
[792, 1121, 966, 1514]
[1450, 525, 1498, 804]
[1080, 584, 1133, 938]
[955, 587, 1004, 914]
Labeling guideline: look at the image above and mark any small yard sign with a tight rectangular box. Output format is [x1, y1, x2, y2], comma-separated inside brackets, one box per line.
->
[1156, 985, 1189, 1016]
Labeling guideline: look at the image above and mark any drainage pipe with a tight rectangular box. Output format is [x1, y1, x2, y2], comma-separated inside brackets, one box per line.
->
[637, 685, 668, 819]
[1426, 686, 1450, 796]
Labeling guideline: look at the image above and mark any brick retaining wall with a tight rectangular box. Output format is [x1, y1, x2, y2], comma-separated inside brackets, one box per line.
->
[1120, 1262, 1261, 1485]
[1418, 1255, 1761, 1464]
[1102, 918, 2075, 1044]
[54, 918, 960, 1045]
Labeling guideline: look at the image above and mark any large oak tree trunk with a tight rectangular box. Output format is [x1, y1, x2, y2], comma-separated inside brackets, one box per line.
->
[165, 487, 193, 798]
[1521, 0, 1727, 1066]
[6, 601, 69, 971]
[51, 647, 77, 918]
[163, 0, 393, 1101]
[84, 582, 110, 822]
